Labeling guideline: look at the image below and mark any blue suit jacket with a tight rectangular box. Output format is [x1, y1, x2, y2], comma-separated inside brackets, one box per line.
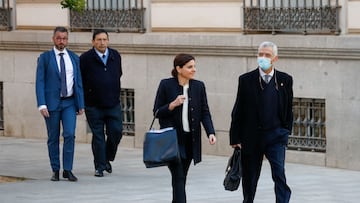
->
[153, 77, 215, 164]
[36, 49, 85, 111]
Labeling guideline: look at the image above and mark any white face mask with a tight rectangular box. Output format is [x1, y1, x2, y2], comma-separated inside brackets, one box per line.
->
[257, 57, 272, 71]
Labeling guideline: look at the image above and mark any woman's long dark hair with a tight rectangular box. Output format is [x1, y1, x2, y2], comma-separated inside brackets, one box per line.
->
[171, 53, 195, 77]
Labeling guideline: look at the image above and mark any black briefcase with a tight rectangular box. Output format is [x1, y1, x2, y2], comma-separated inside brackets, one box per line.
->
[223, 147, 242, 191]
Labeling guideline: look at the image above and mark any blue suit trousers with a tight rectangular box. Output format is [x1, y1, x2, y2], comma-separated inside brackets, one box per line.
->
[242, 127, 291, 203]
[45, 97, 76, 171]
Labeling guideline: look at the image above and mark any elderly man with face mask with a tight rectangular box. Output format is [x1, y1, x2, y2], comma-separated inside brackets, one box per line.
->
[230, 41, 293, 203]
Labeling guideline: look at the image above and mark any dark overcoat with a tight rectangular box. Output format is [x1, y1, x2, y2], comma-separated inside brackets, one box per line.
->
[229, 68, 293, 154]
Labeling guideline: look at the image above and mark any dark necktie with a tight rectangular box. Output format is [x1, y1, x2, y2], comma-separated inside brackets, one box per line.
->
[102, 54, 106, 64]
[59, 53, 67, 97]
[264, 75, 271, 84]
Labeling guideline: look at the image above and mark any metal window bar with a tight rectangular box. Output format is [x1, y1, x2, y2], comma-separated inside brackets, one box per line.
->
[0, 0, 12, 31]
[243, 0, 340, 35]
[289, 98, 326, 152]
[0, 82, 3, 130]
[70, 0, 146, 33]
[121, 88, 135, 136]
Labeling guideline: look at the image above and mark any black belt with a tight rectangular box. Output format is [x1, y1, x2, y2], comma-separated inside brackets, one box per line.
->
[61, 95, 74, 100]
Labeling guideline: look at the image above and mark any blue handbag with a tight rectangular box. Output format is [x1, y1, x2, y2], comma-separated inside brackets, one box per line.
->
[143, 111, 180, 168]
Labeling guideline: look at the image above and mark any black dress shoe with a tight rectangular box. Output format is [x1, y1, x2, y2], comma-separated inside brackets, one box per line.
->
[94, 170, 104, 177]
[105, 162, 112, 173]
[51, 171, 59, 181]
[63, 170, 78, 182]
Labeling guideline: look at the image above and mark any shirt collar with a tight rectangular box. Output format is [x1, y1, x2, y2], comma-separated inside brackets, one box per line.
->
[259, 67, 275, 78]
[94, 48, 108, 58]
[53, 47, 68, 56]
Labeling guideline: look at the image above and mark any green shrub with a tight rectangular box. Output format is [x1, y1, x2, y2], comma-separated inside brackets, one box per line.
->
[60, 0, 86, 12]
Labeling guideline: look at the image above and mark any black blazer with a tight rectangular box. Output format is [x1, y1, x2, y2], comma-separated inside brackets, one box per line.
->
[80, 47, 122, 108]
[229, 68, 293, 154]
[153, 77, 215, 164]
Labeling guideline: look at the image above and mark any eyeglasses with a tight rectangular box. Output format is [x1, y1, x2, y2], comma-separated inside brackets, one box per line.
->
[55, 37, 68, 41]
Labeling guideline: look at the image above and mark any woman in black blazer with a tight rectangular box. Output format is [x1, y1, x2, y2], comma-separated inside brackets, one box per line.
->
[153, 53, 216, 203]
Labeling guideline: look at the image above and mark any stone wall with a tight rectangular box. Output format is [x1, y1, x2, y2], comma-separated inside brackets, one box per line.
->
[0, 31, 360, 170]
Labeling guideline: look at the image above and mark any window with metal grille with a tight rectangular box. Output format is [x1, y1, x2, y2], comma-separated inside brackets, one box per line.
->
[243, 0, 341, 35]
[70, 0, 146, 33]
[289, 98, 326, 152]
[0, 0, 12, 31]
[0, 82, 3, 130]
[121, 88, 134, 136]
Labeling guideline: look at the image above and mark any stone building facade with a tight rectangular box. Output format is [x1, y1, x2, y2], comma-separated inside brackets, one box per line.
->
[0, 0, 360, 170]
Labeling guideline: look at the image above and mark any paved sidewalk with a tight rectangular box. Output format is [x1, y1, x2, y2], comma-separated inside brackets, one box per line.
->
[0, 137, 360, 203]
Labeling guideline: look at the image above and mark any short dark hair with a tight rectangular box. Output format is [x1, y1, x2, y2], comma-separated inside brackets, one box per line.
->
[171, 53, 195, 77]
[92, 29, 109, 40]
[53, 26, 68, 35]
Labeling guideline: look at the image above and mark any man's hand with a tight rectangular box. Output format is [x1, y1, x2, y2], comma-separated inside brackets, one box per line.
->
[40, 108, 50, 118]
[231, 144, 241, 149]
[77, 109, 85, 115]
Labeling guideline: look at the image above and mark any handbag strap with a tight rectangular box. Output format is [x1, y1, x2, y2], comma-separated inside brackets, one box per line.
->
[149, 109, 159, 130]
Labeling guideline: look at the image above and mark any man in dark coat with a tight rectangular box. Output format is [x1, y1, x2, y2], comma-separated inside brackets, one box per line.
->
[80, 29, 123, 177]
[230, 41, 293, 203]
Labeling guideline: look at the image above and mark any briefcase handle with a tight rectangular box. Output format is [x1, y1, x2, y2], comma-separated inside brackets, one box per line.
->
[149, 109, 159, 130]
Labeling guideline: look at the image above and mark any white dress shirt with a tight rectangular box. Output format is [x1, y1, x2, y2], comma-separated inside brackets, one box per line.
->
[54, 47, 74, 97]
[182, 84, 190, 132]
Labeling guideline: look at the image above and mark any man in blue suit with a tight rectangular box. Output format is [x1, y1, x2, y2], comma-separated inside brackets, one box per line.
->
[230, 41, 293, 203]
[36, 26, 85, 182]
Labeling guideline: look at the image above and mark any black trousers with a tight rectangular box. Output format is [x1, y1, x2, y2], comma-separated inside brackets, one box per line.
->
[242, 128, 291, 203]
[168, 158, 192, 203]
[85, 104, 123, 171]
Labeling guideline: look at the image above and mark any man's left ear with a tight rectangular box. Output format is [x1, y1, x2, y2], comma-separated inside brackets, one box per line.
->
[272, 56, 279, 63]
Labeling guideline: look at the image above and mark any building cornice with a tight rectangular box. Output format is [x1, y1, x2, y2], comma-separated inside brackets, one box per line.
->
[1, 31, 360, 60]
[1, 40, 360, 60]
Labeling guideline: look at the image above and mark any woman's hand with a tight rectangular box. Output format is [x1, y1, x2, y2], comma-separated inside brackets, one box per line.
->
[209, 134, 216, 145]
[169, 95, 186, 110]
